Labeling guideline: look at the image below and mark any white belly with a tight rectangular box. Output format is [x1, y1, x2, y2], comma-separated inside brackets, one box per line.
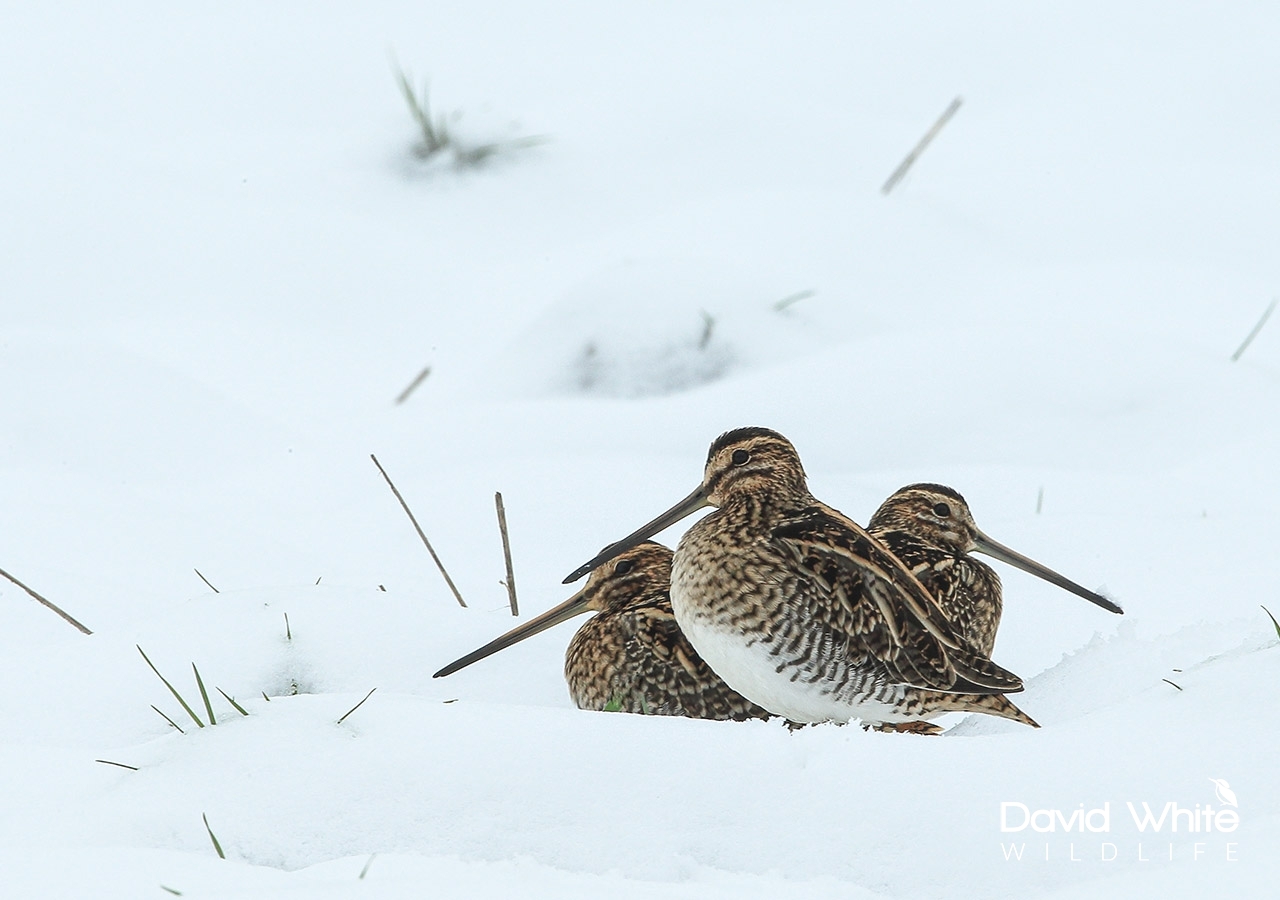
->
[672, 600, 915, 726]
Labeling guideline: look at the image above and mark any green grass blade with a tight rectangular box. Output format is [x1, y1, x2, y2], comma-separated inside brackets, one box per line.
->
[192, 663, 216, 726]
[1263, 605, 1280, 640]
[202, 812, 225, 859]
[216, 687, 249, 717]
[151, 704, 186, 734]
[137, 646, 204, 728]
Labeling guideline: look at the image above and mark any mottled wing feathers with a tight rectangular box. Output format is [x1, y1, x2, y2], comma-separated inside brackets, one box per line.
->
[769, 506, 1022, 695]
[567, 594, 770, 721]
[873, 529, 1004, 657]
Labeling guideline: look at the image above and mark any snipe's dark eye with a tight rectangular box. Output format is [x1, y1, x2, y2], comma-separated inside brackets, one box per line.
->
[731, 449, 750, 466]
[613, 559, 634, 576]
[933, 502, 952, 518]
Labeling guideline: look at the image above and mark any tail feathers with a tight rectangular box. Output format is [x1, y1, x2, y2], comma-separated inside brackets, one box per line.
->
[921, 692, 1040, 728]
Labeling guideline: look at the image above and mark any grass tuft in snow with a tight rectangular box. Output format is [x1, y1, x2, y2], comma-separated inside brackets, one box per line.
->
[358, 854, 377, 880]
[1262, 605, 1280, 640]
[337, 688, 377, 725]
[1162, 678, 1184, 691]
[284, 613, 292, 641]
[160, 887, 183, 897]
[202, 813, 226, 860]
[138, 646, 205, 729]
[393, 63, 545, 169]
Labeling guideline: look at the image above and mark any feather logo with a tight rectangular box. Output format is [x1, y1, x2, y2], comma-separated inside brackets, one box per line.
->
[1209, 778, 1238, 808]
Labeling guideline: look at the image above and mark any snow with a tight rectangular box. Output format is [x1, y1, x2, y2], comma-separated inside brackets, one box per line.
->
[3, 2, 1278, 897]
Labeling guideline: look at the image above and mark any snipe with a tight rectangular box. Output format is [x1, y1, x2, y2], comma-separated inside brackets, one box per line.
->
[434, 542, 770, 721]
[564, 427, 1032, 728]
[868, 483, 1122, 656]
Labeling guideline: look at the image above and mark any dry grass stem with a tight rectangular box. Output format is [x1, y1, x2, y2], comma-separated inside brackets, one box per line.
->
[495, 491, 519, 616]
[773, 289, 814, 312]
[337, 688, 377, 725]
[370, 454, 467, 607]
[882, 96, 963, 195]
[0, 565, 92, 634]
[1231, 298, 1277, 361]
[395, 365, 432, 405]
[194, 569, 220, 593]
[95, 759, 139, 771]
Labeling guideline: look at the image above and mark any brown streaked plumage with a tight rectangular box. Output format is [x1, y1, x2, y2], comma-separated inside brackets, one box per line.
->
[433, 542, 770, 721]
[863, 483, 1123, 731]
[868, 484, 1121, 654]
[563, 427, 1029, 728]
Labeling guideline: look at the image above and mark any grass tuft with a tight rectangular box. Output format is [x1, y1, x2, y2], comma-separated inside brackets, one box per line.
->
[160, 886, 183, 896]
[202, 812, 226, 860]
[359, 854, 377, 880]
[138, 646, 204, 728]
[393, 63, 545, 169]
[1162, 678, 1183, 691]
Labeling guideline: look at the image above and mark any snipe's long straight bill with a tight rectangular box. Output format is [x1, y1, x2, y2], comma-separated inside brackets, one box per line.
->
[563, 486, 710, 584]
[432, 587, 591, 678]
[973, 530, 1124, 615]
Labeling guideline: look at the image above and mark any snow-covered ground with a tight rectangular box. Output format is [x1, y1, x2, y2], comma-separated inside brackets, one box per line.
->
[3, 3, 1278, 897]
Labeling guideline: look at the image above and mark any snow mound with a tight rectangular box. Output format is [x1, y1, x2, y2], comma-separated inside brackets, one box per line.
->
[499, 259, 838, 398]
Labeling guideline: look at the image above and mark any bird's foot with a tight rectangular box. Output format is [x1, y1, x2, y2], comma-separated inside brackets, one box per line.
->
[867, 720, 944, 736]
